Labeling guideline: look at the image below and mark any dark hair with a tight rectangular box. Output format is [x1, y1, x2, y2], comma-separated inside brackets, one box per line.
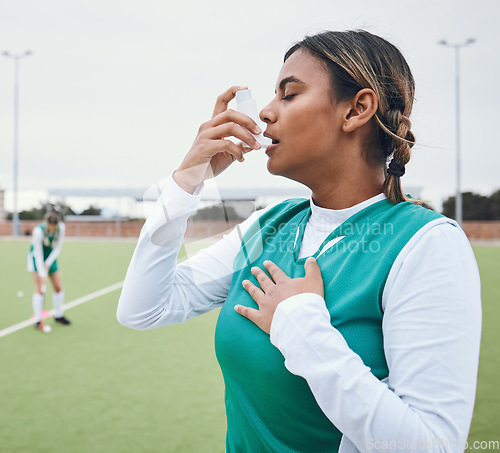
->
[44, 212, 60, 225]
[285, 30, 415, 204]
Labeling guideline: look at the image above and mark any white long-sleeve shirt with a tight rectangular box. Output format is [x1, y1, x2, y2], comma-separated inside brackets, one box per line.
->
[117, 174, 482, 453]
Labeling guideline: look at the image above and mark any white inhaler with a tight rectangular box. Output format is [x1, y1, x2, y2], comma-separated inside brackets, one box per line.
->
[235, 89, 272, 150]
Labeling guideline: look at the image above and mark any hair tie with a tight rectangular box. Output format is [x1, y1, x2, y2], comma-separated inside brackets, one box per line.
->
[387, 159, 405, 177]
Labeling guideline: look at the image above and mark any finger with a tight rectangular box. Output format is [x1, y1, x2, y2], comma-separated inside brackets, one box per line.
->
[262, 260, 290, 284]
[234, 304, 259, 323]
[212, 86, 248, 118]
[210, 109, 261, 135]
[304, 257, 323, 282]
[206, 122, 261, 150]
[242, 279, 265, 303]
[203, 139, 245, 162]
[250, 267, 275, 293]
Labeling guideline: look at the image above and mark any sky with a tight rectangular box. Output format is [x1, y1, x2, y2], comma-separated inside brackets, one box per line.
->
[1, 0, 499, 213]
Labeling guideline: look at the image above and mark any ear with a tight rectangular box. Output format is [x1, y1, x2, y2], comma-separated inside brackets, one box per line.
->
[342, 88, 378, 132]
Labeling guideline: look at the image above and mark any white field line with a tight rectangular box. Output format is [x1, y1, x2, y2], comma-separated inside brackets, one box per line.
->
[0, 281, 124, 339]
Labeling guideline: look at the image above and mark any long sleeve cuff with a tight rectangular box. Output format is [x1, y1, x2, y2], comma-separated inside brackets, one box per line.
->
[158, 172, 203, 220]
[143, 173, 204, 247]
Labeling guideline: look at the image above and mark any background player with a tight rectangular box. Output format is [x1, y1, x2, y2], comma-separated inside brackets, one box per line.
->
[28, 212, 71, 332]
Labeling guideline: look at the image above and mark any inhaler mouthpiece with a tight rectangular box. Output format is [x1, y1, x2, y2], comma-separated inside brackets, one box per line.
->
[236, 89, 272, 150]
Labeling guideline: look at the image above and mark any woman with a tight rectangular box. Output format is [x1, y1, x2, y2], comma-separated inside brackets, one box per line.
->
[117, 30, 481, 452]
[28, 212, 71, 332]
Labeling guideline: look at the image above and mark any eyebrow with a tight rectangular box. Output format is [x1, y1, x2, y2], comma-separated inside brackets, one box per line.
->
[275, 76, 305, 93]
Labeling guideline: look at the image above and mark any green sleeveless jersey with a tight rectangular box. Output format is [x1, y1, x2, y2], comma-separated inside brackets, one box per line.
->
[30, 223, 60, 259]
[214, 198, 442, 452]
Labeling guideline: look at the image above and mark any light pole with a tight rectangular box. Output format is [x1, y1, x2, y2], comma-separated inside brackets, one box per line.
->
[2, 50, 33, 236]
[439, 39, 475, 226]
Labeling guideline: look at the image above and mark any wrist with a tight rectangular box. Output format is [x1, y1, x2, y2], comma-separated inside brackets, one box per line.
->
[172, 169, 200, 195]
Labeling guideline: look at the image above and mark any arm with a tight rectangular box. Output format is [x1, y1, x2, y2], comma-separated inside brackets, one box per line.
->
[32, 226, 47, 278]
[117, 173, 275, 330]
[269, 221, 481, 453]
[118, 85, 272, 330]
[44, 222, 65, 267]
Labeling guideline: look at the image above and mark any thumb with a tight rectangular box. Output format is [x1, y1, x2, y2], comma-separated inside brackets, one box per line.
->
[305, 257, 324, 298]
[305, 256, 322, 280]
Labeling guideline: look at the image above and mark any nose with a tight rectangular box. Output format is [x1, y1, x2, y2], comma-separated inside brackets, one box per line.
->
[259, 99, 277, 124]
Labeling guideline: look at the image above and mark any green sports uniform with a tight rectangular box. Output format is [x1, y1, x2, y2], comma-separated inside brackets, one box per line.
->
[29, 223, 61, 274]
[214, 197, 442, 452]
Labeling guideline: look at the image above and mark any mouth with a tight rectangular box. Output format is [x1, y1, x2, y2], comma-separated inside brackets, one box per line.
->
[264, 132, 279, 153]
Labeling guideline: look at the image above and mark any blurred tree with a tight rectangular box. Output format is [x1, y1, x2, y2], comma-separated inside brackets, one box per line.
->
[80, 205, 102, 216]
[418, 202, 435, 211]
[7, 200, 75, 220]
[192, 204, 245, 222]
[489, 189, 500, 220]
[442, 192, 493, 220]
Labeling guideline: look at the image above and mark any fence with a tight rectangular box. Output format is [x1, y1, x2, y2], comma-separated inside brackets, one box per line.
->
[1, 220, 499, 241]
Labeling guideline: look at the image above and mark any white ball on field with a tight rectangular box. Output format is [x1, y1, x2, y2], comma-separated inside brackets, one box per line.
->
[43, 325, 52, 333]
[16, 291, 24, 298]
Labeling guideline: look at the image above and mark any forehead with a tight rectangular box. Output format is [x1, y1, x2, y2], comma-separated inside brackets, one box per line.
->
[276, 49, 330, 90]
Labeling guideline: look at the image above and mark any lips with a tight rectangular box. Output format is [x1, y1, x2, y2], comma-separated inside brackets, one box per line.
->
[265, 142, 279, 155]
[264, 131, 279, 145]
[264, 131, 279, 154]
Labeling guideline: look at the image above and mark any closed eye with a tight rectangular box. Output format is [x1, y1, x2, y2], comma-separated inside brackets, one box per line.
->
[281, 94, 296, 101]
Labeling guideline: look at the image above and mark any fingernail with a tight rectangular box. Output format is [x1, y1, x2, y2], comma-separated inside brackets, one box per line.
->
[254, 141, 261, 149]
[254, 126, 262, 134]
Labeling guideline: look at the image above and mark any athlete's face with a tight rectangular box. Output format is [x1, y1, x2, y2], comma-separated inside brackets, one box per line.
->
[259, 49, 345, 183]
[47, 224, 57, 234]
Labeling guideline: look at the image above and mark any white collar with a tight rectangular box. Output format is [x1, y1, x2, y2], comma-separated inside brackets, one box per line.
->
[308, 193, 387, 232]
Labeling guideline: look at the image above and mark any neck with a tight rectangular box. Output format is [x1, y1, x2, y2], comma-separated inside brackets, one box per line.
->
[306, 155, 385, 210]
[311, 179, 384, 210]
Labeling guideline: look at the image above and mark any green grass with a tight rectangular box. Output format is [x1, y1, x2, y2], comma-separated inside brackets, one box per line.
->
[467, 246, 500, 445]
[0, 240, 498, 452]
[0, 239, 226, 453]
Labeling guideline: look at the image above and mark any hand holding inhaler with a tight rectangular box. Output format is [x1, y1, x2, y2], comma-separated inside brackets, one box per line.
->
[235, 90, 272, 150]
[174, 86, 270, 195]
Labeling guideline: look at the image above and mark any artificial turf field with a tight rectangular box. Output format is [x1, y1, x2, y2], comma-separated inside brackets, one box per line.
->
[0, 239, 498, 452]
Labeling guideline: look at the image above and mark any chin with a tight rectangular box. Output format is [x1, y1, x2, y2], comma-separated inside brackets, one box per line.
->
[268, 160, 313, 190]
[266, 159, 295, 182]
[266, 158, 281, 176]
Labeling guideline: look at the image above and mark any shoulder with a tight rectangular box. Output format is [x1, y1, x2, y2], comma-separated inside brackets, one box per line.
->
[241, 197, 309, 237]
[415, 218, 477, 269]
[241, 197, 309, 226]
[397, 216, 475, 268]
[387, 200, 444, 224]
[33, 224, 43, 235]
[383, 217, 479, 309]
[255, 197, 309, 222]
[405, 215, 470, 253]
[31, 225, 44, 243]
